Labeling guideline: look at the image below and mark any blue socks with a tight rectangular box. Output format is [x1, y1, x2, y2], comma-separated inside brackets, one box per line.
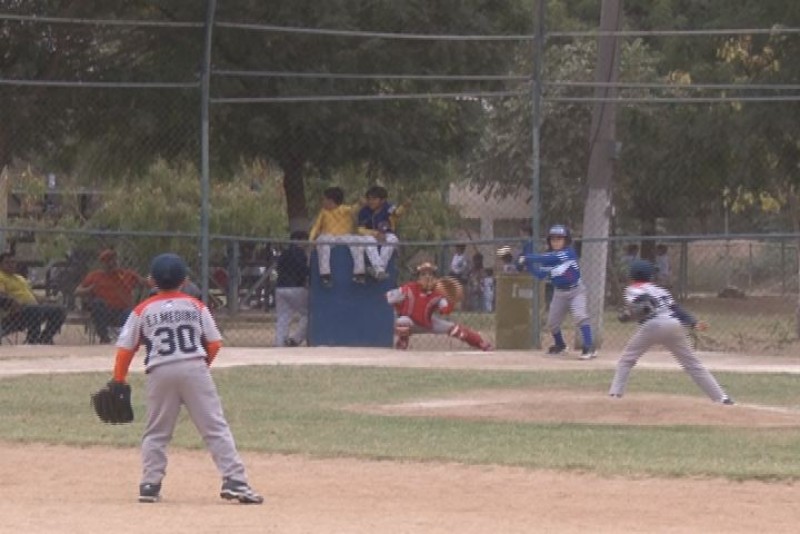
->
[580, 324, 593, 349]
[553, 330, 566, 348]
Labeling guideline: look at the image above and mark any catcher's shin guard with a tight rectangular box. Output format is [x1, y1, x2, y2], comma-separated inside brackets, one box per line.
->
[395, 325, 411, 350]
[449, 324, 492, 351]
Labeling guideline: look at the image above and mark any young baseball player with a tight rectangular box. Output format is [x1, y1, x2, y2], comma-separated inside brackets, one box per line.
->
[386, 261, 492, 351]
[519, 224, 596, 360]
[309, 186, 372, 287]
[356, 185, 408, 280]
[110, 253, 263, 504]
[609, 259, 734, 404]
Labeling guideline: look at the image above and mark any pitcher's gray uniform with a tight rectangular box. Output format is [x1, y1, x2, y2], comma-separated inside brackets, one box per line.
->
[608, 260, 733, 404]
[113, 253, 263, 503]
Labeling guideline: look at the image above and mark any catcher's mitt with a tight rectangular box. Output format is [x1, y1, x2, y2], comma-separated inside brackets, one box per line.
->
[618, 294, 659, 324]
[91, 381, 134, 424]
[434, 276, 464, 305]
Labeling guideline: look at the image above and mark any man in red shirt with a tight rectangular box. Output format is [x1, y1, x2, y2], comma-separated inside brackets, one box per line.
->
[75, 249, 147, 343]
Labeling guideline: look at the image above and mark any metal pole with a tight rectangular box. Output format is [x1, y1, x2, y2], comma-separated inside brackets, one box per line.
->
[199, 0, 217, 304]
[529, 0, 545, 349]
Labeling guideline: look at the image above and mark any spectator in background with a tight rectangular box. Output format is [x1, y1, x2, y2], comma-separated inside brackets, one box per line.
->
[497, 246, 518, 274]
[448, 243, 468, 287]
[621, 243, 640, 271]
[75, 248, 147, 344]
[309, 186, 369, 287]
[356, 185, 409, 281]
[0, 252, 67, 344]
[466, 252, 485, 312]
[655, 243, 672, 288]
[481, 268, 495, 312]
[274, 230, 310, 347]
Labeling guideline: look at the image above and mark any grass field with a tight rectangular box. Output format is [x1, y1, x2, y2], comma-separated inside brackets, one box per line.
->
[3, 365, 800, 481]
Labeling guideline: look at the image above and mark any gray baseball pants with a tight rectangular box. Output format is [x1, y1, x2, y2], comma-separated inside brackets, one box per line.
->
[608, 316, 728, 401]
[141, 358, 249, 486]
[547, 282, 590, 332]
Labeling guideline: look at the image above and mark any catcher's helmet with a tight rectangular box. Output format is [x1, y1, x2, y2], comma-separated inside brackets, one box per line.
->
[546, 224, 572, 247]
[150, 253, 187, 290]
[415, 261, 438, 275]
[629, 259, 655, 282]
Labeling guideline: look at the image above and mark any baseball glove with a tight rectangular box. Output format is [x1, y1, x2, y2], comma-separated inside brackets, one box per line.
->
[618, 295, 659, 324]
[434, 276, 464, 305]
[91, 381, 134, 424]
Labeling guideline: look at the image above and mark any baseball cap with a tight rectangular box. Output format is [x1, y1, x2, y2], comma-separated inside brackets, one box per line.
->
[99, 249, 117, 262]
[150, 253, 188, 290]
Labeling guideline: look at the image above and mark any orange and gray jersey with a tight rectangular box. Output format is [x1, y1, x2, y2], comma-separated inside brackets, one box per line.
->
[117, 291, 221, 372]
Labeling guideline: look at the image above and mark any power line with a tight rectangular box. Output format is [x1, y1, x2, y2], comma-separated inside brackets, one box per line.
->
[0, 78, 199, 89]
[0, 13, 203, 29]
[549, 27, 800, 38]
[546, 81, 800, 91]
[214, 20, 532, 41]
[547, 95, 800, 103]
[211, 90, 526, 104]
[212, 69, 531, 82]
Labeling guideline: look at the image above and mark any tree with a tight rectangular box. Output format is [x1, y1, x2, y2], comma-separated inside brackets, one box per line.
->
[210, 0, 532, 230]
[3, 1, 533, 232]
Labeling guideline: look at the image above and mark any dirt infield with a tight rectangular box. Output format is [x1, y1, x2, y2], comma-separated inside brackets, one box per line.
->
[2, 345, 800, 533]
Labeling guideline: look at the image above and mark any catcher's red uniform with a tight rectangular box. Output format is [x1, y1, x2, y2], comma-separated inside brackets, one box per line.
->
[389, 281, 453, 329]
[387, 281, 491, 351]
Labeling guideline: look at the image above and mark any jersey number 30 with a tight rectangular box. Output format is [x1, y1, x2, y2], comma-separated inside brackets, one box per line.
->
[153, 325, 199, 356]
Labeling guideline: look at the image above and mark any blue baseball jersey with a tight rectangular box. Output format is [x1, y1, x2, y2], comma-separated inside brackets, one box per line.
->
[521, 246, 581, 289]
[357, 202, 400, 235]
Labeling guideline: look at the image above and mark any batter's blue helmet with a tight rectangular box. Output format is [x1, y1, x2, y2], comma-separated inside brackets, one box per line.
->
[546, 224, 572, 248]
[629, 259, 655, 282]
[150, 253, 187, 290]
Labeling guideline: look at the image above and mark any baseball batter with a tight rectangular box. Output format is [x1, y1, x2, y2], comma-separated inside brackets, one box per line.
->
[519, 225, 596, 359]
[386, 261, 492, 351]
[111, 253, 263, 504]
[608, 259, 734, 404]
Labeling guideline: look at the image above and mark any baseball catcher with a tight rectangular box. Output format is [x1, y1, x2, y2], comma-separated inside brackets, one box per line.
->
[91, 380, 134, 424]
[386, 261, 492, 351]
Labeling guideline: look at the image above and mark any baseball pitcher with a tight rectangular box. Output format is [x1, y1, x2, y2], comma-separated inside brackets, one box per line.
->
[609, 259, 734, 404]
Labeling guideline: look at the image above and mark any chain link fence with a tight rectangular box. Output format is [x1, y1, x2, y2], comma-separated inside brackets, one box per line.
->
[1, 4, 798, 354]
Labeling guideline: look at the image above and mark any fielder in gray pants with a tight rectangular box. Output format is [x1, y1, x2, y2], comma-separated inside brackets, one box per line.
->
[111, 253, 264, 504]
[609, 259, 733, 405]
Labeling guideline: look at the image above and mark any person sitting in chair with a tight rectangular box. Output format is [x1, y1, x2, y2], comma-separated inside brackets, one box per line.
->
[0, 253, 67, 344]
[74, 249, 147, 343]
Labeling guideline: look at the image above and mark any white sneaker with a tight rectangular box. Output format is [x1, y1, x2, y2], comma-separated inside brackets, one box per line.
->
[579, 348, 597, 360]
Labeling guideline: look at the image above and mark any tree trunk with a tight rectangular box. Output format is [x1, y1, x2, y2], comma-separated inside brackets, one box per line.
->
[580, 0, 623, 349]
[281, 153, 309, 232]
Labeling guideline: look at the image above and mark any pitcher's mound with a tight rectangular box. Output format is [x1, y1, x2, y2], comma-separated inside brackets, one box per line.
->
[358, 389, 800, 427]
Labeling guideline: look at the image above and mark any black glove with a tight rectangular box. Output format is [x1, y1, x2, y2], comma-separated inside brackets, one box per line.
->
[91, 380, 134, 424]
[623, 295, 659, 324]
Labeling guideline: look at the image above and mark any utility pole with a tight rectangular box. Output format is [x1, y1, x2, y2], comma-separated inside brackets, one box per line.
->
[580, 0, 623, 347]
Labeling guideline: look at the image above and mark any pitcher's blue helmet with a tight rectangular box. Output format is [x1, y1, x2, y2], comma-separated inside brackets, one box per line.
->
[546, 224, 572, 248]
[629, 259, 655, 282]
[150, 253, 187, 290]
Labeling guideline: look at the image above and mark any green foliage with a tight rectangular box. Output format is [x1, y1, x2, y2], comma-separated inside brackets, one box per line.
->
[86, 159, 287, 262]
